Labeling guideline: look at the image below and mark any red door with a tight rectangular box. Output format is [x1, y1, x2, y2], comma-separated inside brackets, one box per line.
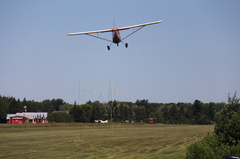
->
[10, 116, 25, 124]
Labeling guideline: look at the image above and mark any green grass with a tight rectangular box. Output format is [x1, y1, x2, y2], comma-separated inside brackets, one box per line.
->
[0, 123, 213, 159]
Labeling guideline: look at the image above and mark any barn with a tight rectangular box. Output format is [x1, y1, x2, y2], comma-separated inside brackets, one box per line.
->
[9, 116, 27, 124]
[6, 112, 48, 124]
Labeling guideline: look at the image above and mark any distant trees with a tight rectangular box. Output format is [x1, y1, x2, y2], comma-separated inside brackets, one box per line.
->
[134, 106, 146, 122]
[48, 112, 73, 123]
[0, 95, 229, 124]
[70, 102, 99, 123]
[8, 98, 22, 113]
[90, 101, 108, 121]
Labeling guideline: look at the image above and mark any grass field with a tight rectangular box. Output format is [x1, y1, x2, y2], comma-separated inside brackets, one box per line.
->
[0, 123, 214, 159]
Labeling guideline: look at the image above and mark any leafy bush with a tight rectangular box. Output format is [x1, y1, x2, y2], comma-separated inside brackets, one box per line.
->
[186, 92, 240, 158]
[215, 103, 240, 145]
[186, 135, 240, 159]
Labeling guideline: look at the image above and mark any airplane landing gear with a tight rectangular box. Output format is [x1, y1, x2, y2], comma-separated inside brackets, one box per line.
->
[107, 42, 127, 50]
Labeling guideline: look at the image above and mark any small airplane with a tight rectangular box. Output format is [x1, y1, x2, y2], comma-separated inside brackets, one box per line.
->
[67, 20, 163, 50]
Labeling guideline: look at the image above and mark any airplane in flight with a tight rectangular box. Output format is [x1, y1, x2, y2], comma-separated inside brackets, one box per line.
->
[67, 20, 163, 50]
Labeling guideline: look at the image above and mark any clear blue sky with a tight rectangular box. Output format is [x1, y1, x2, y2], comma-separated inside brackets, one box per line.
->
[1, 1, 240, 104]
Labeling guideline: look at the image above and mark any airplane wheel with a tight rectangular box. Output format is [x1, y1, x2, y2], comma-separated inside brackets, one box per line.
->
[125, 43, 128, 48]
[107, 46, 110, 50]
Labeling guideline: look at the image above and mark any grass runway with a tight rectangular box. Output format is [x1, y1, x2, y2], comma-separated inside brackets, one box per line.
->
[0, 123, 213, 159]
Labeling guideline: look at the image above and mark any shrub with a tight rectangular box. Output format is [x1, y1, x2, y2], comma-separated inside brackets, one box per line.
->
[214, 103, 240, 145]
[186, 92, 240, 158]
[186, 135, 240, 159]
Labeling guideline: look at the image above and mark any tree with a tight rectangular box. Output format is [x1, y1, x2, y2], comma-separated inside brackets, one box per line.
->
[22, 99, 39, 112]
[0, 96, 8, 123]
[8, 97, 22, 113]
[168, 104, 177, 124]
[192, 100, 202, 116]
[135, 99, 155, 118]
[135, 99, 148, 106]
[195, 103, 211, 125]
[214, 92, 240, 145]
[134, 105, 146, 122]
[79, 104, 92, 122]
[186, 92, 240, 158]
[161, 105, 169, 123]
[149, 111, 164, 123]
[59, 104, 71, 112]
[228, 91, 240, 104]
[109, 100, 118, 121]
[51, 98, 65, 111]
[41, 99, 54, 112]
[208, 102, 215, 121]
[70, 103, 81, 122]
[192, 100, 212, 124]
[48, 112, 73, 123]
[184, 103, 193, 122]
[127, 104, 135, 121]
[177, 102, 190, 123]
[70, 103, 92, 122]
[118, 103, 126, 121]
[91, 101, 101, 121]
[90, 101, 107, 121]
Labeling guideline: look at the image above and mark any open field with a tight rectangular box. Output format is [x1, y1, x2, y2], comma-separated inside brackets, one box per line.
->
[0, 123, 214, 159]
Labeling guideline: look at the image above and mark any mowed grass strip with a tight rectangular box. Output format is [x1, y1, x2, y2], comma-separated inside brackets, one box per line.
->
[0, 124, 213, 159]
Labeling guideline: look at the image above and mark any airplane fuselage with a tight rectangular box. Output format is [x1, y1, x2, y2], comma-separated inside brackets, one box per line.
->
[112, 29, 121, 44]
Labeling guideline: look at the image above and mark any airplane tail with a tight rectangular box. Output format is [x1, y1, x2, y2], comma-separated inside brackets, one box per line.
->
[113, 20, 116, 28]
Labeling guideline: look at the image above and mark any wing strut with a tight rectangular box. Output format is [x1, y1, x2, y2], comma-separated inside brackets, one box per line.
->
[86, 34, 112, 43]
[121, 26, 145, 41]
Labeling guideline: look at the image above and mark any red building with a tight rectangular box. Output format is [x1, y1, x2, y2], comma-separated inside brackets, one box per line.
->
[9, 116, 27, 124]
[6, 112, 48, 124]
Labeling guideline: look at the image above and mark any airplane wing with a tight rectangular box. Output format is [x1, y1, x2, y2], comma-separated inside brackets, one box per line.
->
[117, 20, 163, 31]
[67, 20, 163, 36]
[67, 28, 113, 36]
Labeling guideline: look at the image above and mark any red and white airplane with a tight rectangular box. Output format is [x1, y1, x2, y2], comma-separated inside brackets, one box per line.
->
[67, 20, 163, 50]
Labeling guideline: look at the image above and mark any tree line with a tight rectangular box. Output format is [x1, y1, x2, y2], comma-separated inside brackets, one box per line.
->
[0, 95, 226, 124]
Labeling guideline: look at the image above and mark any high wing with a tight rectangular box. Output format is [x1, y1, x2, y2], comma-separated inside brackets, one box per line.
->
[117, 20, 163, 31]
[67, 20, 163, 36]
[67, 28, 113, 36]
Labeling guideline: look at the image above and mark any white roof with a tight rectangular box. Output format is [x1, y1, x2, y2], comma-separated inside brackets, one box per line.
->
[6, 114, 16, 120]
[7, 112, 48, 120]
